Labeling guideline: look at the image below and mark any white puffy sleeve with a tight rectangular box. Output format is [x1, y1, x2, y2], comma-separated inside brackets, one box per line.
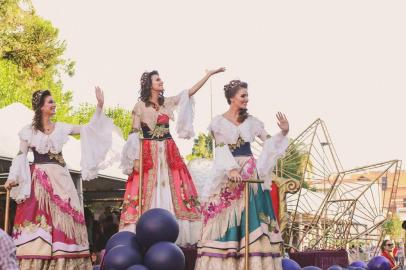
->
[8, 126, 32, 203]
[166, 90, 195, 139]
[70, 107, 120, 180]
[212, 144, 239, 176]
[120, 103, 141, 175]
[201, 145, 239, 200]
[209, 116, 239, 175]
[175, 90, 195, 139]
[201, 117, 239, 200]
[256, 130, 289, 190]
[120, 133, 140, 175]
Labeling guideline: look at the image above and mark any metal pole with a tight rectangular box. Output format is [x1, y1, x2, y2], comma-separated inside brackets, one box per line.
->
[5, 188, 10, 233]
[231, 179, 264, 270]
[138, 139, 144, 217]
[77, 176, 84, 207]
[1, 184, 17, 233]
[245, 180, 250, 270]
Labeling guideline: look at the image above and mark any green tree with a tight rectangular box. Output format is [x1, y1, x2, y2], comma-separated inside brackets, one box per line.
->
[0, 0, 74, 76]
[382, 213, 403, 240]
[0, 0, 139, 139]
[0, 0, 75, 122]
[276, 142, 316, 191]
[186, 133, 213, 161]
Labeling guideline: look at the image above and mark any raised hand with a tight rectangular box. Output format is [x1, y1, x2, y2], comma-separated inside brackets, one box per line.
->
[188, 67, 226, 97]
[95, 86, 104, 109]
[276, 112, 289, 136]
[206, 67, 226, 77]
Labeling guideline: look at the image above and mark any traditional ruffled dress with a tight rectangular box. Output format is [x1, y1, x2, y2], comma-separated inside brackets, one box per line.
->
[7, 108, 117, 270]
[195, 115, 289, 270]
[119, 90, 201, 246]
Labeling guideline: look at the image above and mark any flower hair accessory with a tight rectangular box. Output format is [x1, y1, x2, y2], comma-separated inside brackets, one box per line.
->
[140, 71, 150, 88]
[224, 80, 243, 92]
[32, 90, 45, 110]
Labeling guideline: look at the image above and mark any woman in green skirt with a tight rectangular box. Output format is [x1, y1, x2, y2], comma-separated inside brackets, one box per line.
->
[195, 79, 290, 270]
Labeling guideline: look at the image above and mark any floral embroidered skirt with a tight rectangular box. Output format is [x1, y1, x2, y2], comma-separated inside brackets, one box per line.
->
[12, 164, 92, 270]
[195, 156, 283, 270]
[119, 139, 202, 246]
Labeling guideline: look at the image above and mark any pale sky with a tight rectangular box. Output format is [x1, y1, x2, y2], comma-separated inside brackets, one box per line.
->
[31, 0, 406, 170]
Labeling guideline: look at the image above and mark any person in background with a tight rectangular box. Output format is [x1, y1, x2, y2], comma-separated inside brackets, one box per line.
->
[381, 239, 400, 270]
[0, 228, 19, 270]
[99, 206, 118, 227]
[394, 243, 400, 263]
[84, 207, 95, 252]
[396, 243, 405, 270]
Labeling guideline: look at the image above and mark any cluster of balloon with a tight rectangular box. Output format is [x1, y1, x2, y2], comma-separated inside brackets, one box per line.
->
[367, 256, 391, 270]
[281, 254, 388, 270]
[96, 208, 185, 270]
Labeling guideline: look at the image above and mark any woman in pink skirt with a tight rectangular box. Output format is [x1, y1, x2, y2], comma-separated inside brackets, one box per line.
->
[5, 87, 118, 270]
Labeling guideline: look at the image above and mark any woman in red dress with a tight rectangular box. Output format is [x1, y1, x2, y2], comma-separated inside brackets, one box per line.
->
[119, 68, 225, 246]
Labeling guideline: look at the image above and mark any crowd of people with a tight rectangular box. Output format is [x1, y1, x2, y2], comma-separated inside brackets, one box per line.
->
[347, 240, 405, 270]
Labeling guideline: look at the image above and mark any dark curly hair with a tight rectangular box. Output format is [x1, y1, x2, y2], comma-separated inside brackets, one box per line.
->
[31, 90, 52, 132]
[224, 80, 249, 123]
[139, 70, 164, 108]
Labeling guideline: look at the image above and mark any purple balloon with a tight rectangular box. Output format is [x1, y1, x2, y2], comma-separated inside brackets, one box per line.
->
[105, 231, 140, 252]
[350, 261, 368, 269]
[126, 265, 149, 270]
[367, 256, 391, 270]
[303, 266, 322, 270]
[103, 245, 143, 270]
[328, 265, 343, 270]
[282, 258, 301, 270]
[144, 242, 185, 270]
[93, 266, 100, 270]
[136, 208, 179, 249]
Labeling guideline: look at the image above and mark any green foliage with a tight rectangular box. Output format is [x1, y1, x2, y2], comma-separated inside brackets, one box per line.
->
[275, 141, 317, 190]
[382, 213, 403, 240]
[105, 106, 132, 139]
[0, 0, 131, 138]
[186, 133, 213, 161]
[0, 58, 74, 121]
[0, 0, 75, 122]
[0, 0, 73, 77]
[276, 142, 311, 180]
[71, 104, 132, 139]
